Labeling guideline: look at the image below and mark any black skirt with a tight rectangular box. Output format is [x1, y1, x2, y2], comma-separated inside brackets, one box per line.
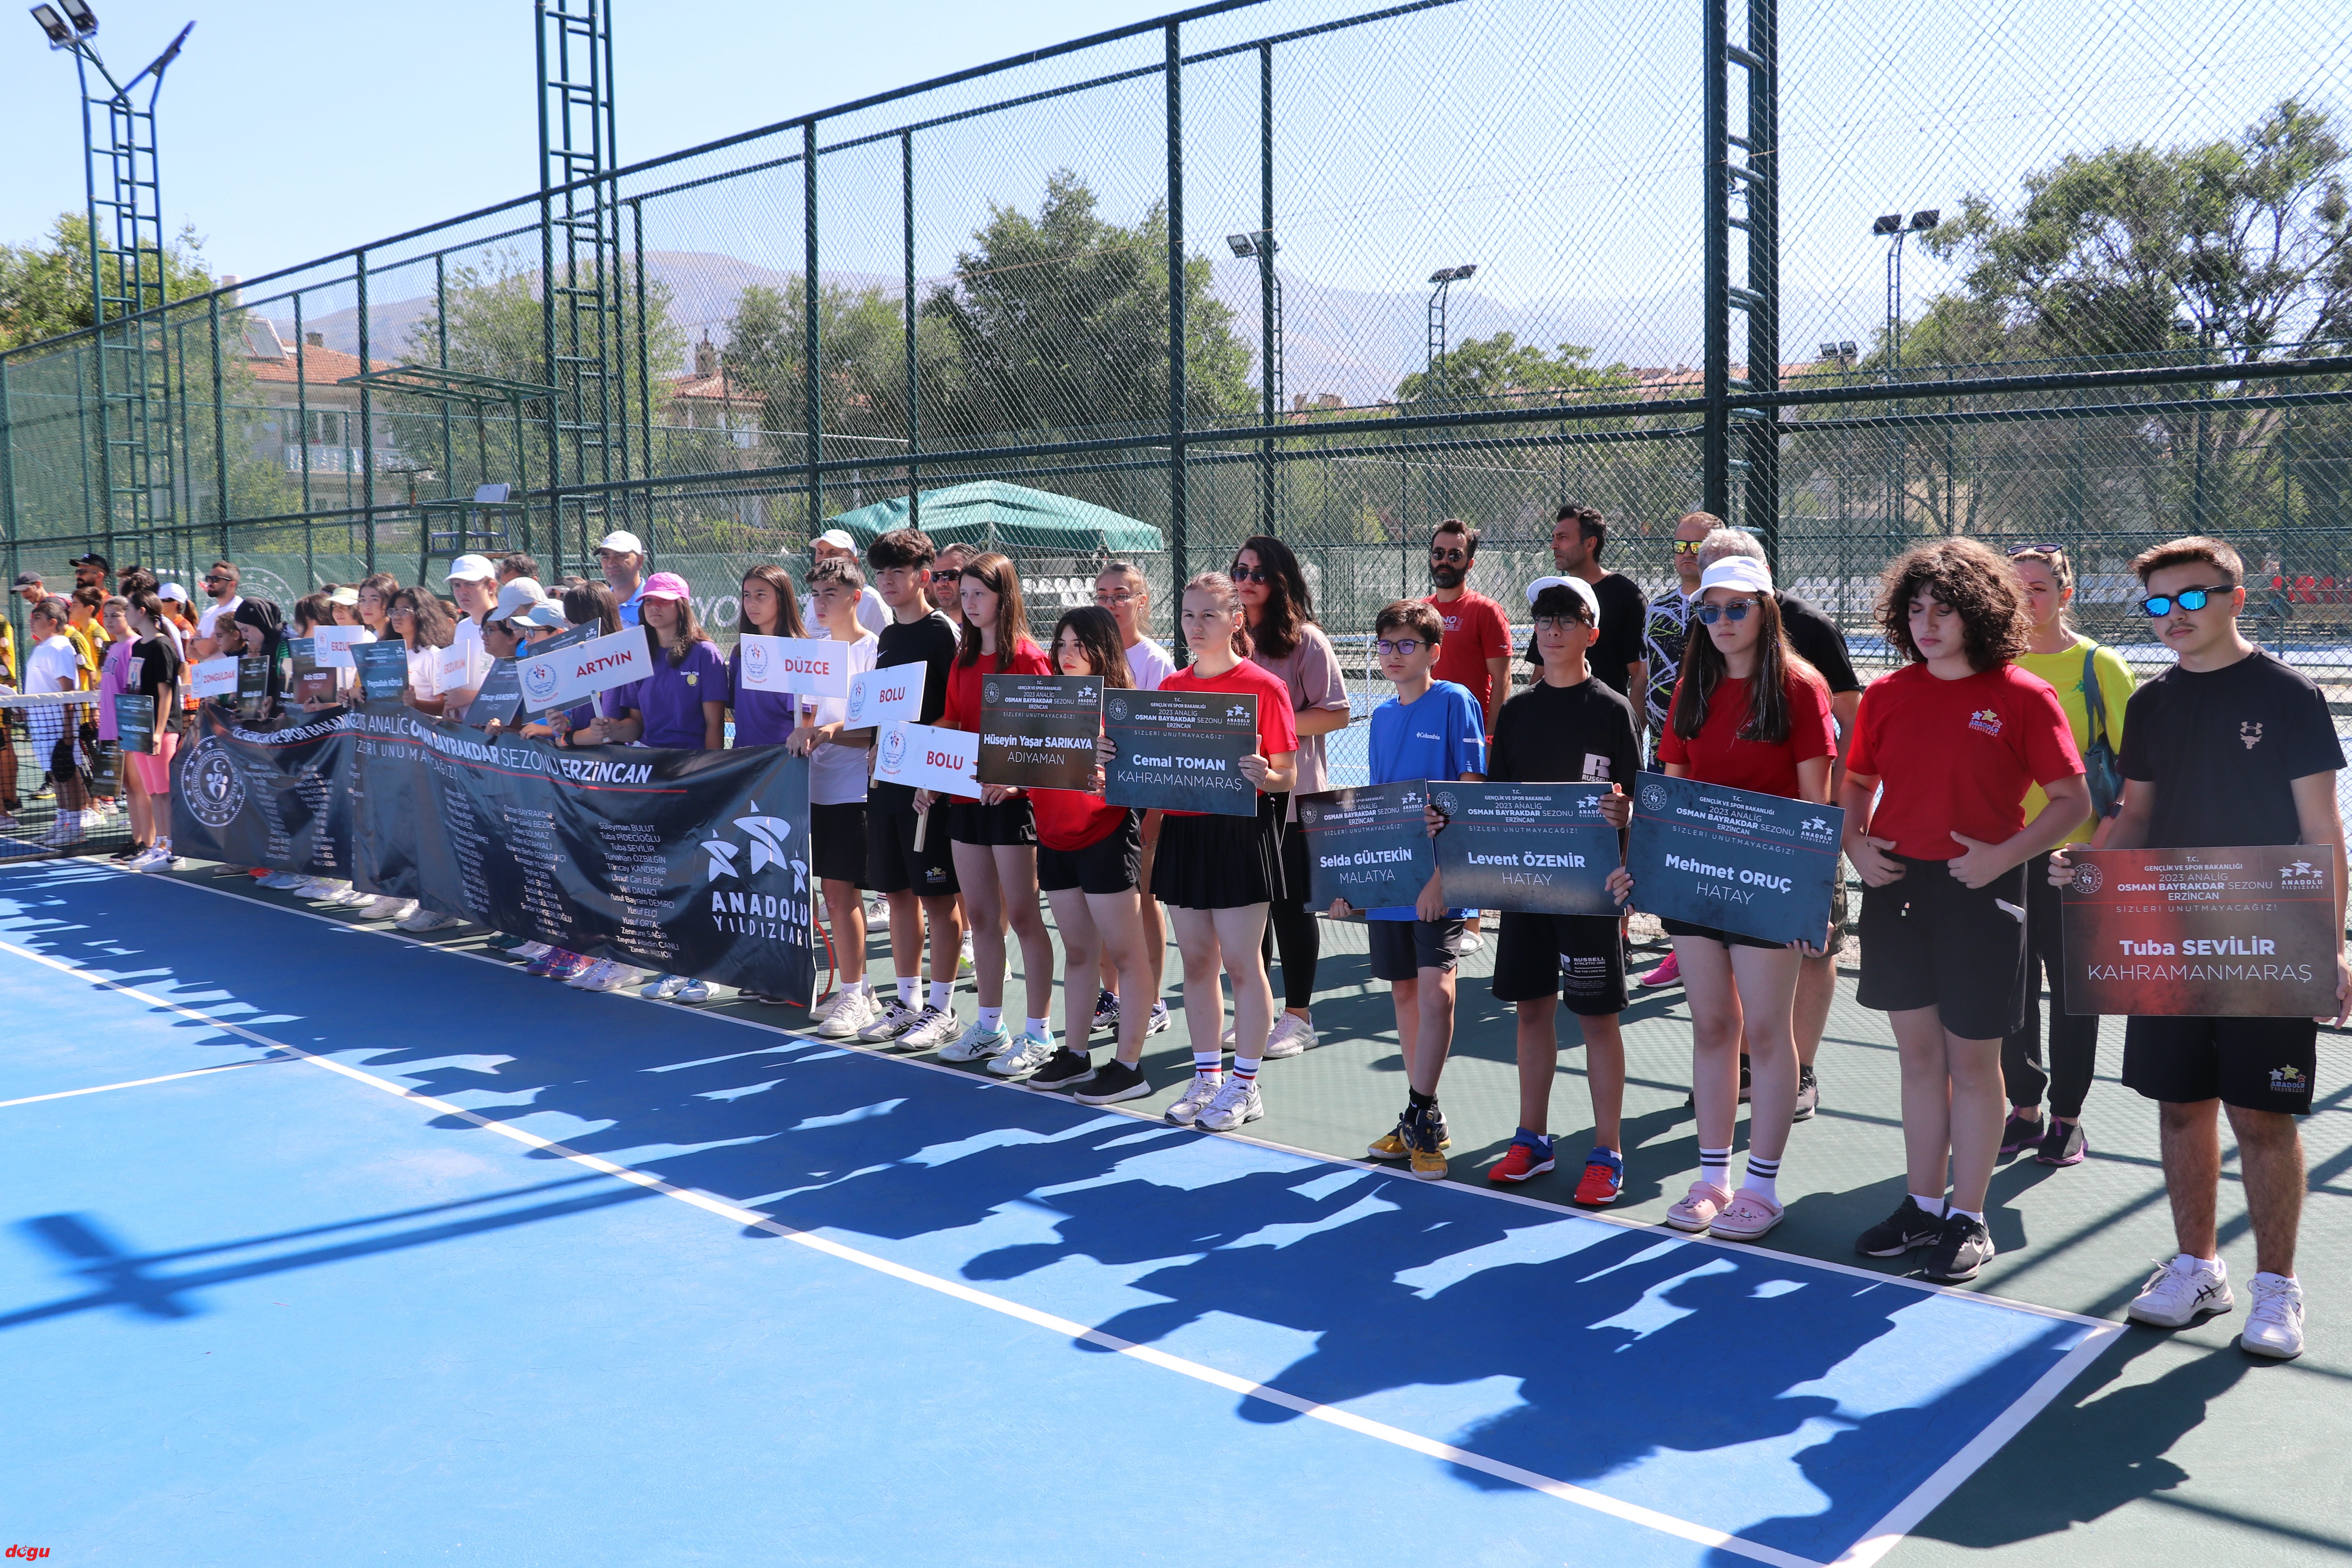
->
[1151, 797, 1281, 909]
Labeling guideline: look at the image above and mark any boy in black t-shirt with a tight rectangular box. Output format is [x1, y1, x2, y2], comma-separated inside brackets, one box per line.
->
[1468, 575, 1636, 1202]
[2051, 535, 2344, 1360]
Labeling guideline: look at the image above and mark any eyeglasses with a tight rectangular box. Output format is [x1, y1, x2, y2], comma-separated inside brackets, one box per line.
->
[1671, 539, 1704, 555]
[1229, 564, 1272, 584]
[1428, 547, 1467, 563]
[1695, 599, 1760, 624]
[1375, 637, 1427, 656]
[1094, 590, 1139, 606]
[2006, 542, 2065, 557]
[929, 568, 962, 583]
[2142, 585, 2227, 617]
[1531, 613, 1589, 632]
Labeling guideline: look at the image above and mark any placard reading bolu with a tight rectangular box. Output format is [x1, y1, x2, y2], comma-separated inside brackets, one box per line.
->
[2060, 845, 2339, 1016]
[873, 720, 982, 799]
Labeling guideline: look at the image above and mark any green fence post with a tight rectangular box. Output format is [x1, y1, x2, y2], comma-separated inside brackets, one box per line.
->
[1165, 19, 1187, 646]
[358, 250, 376, 572]
[904, 129, 920, 530]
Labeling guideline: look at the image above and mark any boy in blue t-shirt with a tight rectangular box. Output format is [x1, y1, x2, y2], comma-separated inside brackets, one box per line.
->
[1330, 600, 1487, 1180]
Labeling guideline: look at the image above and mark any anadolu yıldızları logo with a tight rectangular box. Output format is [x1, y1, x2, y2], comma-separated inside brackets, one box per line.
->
[521, 659, 561, 705]
[701, 808, 806, 894]
[1800, 815, 1834, 840]
[2070, 861, 2103, 895]
[2281, 858, 2325, 886]
[183, 737, 248, 829]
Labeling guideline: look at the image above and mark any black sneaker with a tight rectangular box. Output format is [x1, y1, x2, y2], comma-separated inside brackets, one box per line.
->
[109, 844, 142, 861]
[2036, 1118, 2088, 1167]
[1028, 1046, 1097, 1092]
[1924, 1211, 1995, 1283]
[1739, 1057, 1751, 1104]
[1856, 1196, 1945, 1258]
[1792, 1064, 1819, 1122]
[1072, 1057, 1149, 1105]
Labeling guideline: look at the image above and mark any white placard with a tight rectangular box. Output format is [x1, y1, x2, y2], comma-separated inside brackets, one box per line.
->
[737, 634, 849, 697]
[312, 625, 372, 668]
[516, 625, 652, 712]
[845, 662, 927, 728]
[872, 720, 981, 799]
[436, 640, 489, 695]
[190, 656, 238, 699]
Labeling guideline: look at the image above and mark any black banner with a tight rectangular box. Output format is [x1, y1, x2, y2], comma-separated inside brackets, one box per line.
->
[468, 658, 524, 729]
[1430, 781, 1619, 915]
[978, 672, 1101, 790]
[1103, 688, 1259, 817]
[356, 640, 408, 701]
[1298, 781, 1435, 913]
[1624, 770, 1845, 947]
[171, 702, 816, 1004]
[114, 693, 156, 755]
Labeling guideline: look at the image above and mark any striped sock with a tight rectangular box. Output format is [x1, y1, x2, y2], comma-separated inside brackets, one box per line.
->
[1192, 1049, 1223, 1082]
[1230, 1056, 1261, 1084]
[1699, 1146, 1731, 1189]
[1741, 1151, 1782, 1206]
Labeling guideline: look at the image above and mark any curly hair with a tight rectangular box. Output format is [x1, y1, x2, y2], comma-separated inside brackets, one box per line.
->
[1877, 537, 2029, 671]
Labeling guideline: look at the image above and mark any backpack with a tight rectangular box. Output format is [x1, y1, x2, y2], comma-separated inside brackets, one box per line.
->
[2078, 643, 2123, 819]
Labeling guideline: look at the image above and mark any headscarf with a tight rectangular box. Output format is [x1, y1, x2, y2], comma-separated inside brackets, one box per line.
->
[230, 597, 289, 698]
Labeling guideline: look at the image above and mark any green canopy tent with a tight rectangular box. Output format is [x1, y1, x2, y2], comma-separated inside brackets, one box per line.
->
[824, 480, 1163, 556]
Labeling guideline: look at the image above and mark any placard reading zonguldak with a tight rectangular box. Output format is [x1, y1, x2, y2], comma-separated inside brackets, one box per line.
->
[2060, 845, 2340, 1016]
[844, 662, 926, 728]
[872, 719, 982, 799]
[738, 634, 849, 698]
[190, 656, 238, 699]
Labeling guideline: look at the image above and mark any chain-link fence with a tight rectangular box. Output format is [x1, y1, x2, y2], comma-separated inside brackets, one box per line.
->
[5, 0, 2350, 693]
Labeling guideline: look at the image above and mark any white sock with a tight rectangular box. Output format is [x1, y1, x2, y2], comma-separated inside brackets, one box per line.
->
[1192, 1049, 1222, 1082]
[1910, 1193, 1946, 1218]
[1947, 1206, 1985, 1225]
[1740, 1151, 1781, 1206]
[978, 1005, 1003, 1032]
[896, 977, 916, 1006]
[928, 980, 952, 1011]
[1699, 1146, 1731, 1189]
[1025, 1016, 1050, 1040]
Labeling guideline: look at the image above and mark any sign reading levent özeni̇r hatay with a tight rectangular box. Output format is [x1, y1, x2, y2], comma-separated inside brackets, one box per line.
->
[2060, 845, 2340, 1016]
[1102, 688, 1259, 817]
[1430, 780, 1620, 916]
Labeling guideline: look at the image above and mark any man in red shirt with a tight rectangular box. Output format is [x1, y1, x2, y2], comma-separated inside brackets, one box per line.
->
[1423, 518, 1512, 736]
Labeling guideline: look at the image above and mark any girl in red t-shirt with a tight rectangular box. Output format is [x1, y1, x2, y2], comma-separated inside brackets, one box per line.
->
[1631, 556, 1835, 1243]
[989, 606, 1157, 1105]
[915, 552, 1057, 1067]
[1840, 537, 2087, 1284]
[1116, 572, 1298, 1135]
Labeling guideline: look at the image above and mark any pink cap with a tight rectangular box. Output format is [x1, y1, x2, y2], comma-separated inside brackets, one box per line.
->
[639, 571, 691, 601]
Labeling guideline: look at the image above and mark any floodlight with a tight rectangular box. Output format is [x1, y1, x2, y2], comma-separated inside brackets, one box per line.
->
[55, 0, 94, 34]
[1227, 234, 1256, 257]
[1817, 342, 1835, 359]
[1838, 340, 1857, 357]
[1451, 263, 1476, 280]
[1908, 209, 1939, 230]
[1429, 267, 1454, 284]
[139, 19, 191, 78]
[29, 4, 76, 46]
[1871, 213, 1903, 235]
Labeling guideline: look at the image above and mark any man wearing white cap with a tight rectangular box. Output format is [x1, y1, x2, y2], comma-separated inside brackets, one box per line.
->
[807, 528, 891, 636]
[596, 531, 648, 626]
[441, 554, 502, 713]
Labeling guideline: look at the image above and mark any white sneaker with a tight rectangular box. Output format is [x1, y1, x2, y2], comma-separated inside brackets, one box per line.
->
[675, 977, 712, 1003]
[566, 959, 627, 992]
[1262, 1013, 1318, 1058]
[958, 935, 975, 975]
[1165, 1074, 1223, 1127]
[1198, 1075, 1264, 1131]
[512, 940, 551, 961]
[126, 846, 169, 873]
[817, 989, 884, 1040]
[2127, 1254, 2233, 1328]
[1458, 929, 1485, 953]
[936, 1019, 1008, 1062]
[899, 1005, 964, 1052]
[396, 907, 463, 933]
[1146, 1001, 1173, 1035]
[38, 820, 85, 847]
[2242, 1272, 2305, 1359]
[641, 973, 688, 999]
[359, 895, 408, 921]
[809, 989, 845, 1023]
[1219, 1024, 1237, 1050]
[988, 1031, 1057, 1077]
[858, 997, 919, 1042]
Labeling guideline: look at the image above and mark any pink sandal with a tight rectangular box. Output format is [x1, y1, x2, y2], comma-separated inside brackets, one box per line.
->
[1665, 1180, 1733, 1233]
[1709, 1189, 1785, 1241]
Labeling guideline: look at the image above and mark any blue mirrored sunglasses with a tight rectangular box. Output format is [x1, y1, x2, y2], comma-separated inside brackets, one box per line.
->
[1695, 599, 1757, 625]
[2141, 586, 2227, 617]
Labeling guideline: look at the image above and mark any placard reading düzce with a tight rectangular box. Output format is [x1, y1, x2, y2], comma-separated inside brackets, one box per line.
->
[1624, 770, 1846, 947]
[1430, 780, 1620, 915]
[737, 634, 848, 698]
[113, 692, 156, 755]
[354, 639, 410, 702]
[977, 672, 1102, 791]
[2060, 845, 2339, 1017]
[1298, 781, 1434, 912]
[1102, 688, 1259, 817]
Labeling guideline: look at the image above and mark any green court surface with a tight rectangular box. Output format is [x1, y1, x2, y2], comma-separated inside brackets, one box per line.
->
[124, 864, 2352, 1562]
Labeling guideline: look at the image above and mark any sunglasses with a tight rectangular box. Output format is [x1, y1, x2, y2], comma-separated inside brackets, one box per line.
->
[1530, 613, 1590, 632]
[1429, 547, 1467, 563]
[928, 568, 962, 583]
[1671, 539, 1704, 555]
[1094, 589, 1139, 606]
[1229, 564, 1272, 584]
[1695, 598, 1760, 624]
[2006, 542, 2064, 557]
[203, 575, 230, 585]
[1375, 637, 1428, 656]
[2142, 585, 2228, 617]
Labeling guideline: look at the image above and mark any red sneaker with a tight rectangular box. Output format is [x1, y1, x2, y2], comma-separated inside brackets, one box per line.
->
[1486, 1139, 1555, 1184]
[1573, 1150, 1625, 1207]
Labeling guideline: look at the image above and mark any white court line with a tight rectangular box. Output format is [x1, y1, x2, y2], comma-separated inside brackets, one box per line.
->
[7, 864, 2129, 1564]
[0, 1055, 289, 1110]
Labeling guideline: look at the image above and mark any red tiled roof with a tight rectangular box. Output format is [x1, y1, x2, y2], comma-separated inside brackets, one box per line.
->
[245, 344, 390, 384]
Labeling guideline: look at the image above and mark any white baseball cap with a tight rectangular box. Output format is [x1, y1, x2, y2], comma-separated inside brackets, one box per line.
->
[490, 577, 550, 624]
[594, 530, 644, 556]
[514, 599, 572, 630]
[814, 528, 857, 551]
[1699, 557, 1773, 597]
[1525, 574, 1602, 628]
[445, 553, 497, 584]
[157, 583, 191, 603]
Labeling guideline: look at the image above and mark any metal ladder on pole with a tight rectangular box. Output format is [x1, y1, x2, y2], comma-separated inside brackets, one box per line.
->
[1702, 0, 1779, 565]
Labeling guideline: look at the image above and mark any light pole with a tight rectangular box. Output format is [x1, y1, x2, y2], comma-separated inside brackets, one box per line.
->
[1229, 230, 1282, 537]
[1871, 211, 1935, 531]
[1422, 263, 1475, 546]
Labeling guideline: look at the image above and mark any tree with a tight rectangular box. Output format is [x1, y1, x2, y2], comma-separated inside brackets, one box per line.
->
[720, 277, 954, 444]
[1394, 332, 1631, 406]
[0, 212, 217, 351]
[921, 170, 1254, 443]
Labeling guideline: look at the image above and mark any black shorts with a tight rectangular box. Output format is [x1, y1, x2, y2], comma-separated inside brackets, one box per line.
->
[2122, 1016, 2319, 1114]
[866, 800, 959, 897]
[1855, 855, 2029, 1040]
[1662, 916, 1783, 951]
[948, 795, 1036, 847]
[1368, 916, 1468, 980]
[1152, 803, 1280, 909]
[809, 801, 869, 887]
[1492, 909, 1627, 1018]
[1037, 813, 1143, 896]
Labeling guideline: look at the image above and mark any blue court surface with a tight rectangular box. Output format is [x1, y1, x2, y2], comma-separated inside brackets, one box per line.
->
[0, 861, 2116, 1567]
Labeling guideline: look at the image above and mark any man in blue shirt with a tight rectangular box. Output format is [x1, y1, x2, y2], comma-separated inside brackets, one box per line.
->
[596, 529, 649, 626]
[1332, 600, 1486, 1181]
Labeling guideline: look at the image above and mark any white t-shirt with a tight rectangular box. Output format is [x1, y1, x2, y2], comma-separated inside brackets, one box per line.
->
[27, 634, 82, 696]
[196, 595, 244, 642]
[807, 633, 881, 807]
[405, 643, 441, 699]
[1125, 636, 1176, 692]
[800, 585, 892, 640]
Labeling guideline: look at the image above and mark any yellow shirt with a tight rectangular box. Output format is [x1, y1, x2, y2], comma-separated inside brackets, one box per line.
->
[2016, 635, 2136, 845]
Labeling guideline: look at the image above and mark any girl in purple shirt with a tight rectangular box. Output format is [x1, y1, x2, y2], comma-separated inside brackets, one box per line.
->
[726, 564, 810, 748]
[589, 572, 726, 751]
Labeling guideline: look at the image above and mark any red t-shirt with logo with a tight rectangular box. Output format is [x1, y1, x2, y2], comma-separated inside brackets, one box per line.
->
[940, 639, 1052, 732]
[1847, 661, 2083, 859]
[1424, 589, 1512, 728]
[1656, 668, 1835, 799]
[1157, 657, 1299, 818]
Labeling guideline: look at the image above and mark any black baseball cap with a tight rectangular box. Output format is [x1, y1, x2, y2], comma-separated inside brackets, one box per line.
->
[70, 552, 109, 570]
[12, 572, 42, 589]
